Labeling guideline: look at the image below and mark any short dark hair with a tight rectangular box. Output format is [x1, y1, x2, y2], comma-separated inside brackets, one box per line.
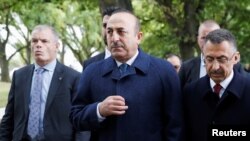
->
[205, 29, 237, 51]
[110, 8, 140, 33]
[102, 6, 121, 17]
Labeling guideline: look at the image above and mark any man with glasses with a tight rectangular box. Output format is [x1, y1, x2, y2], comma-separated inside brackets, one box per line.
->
[183, 29, 250, 141]
[179, 20, 248, 89]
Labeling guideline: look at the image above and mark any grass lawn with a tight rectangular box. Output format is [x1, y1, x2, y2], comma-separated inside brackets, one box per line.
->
[0, 81, 10, 108]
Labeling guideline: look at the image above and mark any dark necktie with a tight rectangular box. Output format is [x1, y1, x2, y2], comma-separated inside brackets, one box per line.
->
[119, 63, 128, 75]
[213, 84, 222, 96]
[27, 68, 45, 139]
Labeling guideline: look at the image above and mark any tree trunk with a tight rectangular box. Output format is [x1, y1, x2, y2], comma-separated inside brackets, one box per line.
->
[60, 44, 65, 64]
[179, 40, 195, 61]
[0, 12, 11, 82]
[0, 47, 10, 82]
[178, 1, 199, 60]
[155, 0, 205, 61]
[26, 44, 31, 65]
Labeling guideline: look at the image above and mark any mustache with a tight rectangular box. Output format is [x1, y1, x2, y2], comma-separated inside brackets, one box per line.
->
[110, 42, 124, 48]
[210, 69, 223, 75]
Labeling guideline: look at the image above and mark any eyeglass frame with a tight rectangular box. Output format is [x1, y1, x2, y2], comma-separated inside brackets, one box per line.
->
[203, 53, 236, 65]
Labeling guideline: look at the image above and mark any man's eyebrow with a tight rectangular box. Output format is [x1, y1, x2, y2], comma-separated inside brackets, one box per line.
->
[107, 27, 125, 30]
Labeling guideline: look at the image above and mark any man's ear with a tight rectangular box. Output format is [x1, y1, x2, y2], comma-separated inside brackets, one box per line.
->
[233, 51, 240, 64]
[136, 32, 143, 44]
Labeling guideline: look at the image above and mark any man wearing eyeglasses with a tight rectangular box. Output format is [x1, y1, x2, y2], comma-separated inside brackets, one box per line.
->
[178, 20, 248, 89]
[183, 29, 250, 141]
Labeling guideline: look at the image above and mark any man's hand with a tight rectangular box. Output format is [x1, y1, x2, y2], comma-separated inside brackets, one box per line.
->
[99, 95, 128, 117]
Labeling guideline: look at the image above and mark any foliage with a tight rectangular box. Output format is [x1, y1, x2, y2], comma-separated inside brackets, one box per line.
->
[1, 0, 250, 73]
[133, 0, 180, 58]
[133, 0, 250, 64]
[200, 0, 250, 63]
[6, 0, 103, 65]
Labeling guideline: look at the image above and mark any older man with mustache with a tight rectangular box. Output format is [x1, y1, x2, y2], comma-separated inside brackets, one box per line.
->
[183, 29, 250, 141]
[70, 9, 184, 141]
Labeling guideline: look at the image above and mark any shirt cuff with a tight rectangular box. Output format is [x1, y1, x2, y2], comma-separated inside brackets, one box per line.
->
[97, 103, 106, 122]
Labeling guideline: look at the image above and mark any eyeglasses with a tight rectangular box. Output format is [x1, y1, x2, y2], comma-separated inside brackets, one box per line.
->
[203, 53, 235, 65]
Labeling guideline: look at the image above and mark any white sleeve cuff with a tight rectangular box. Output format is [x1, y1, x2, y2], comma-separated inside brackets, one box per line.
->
[97, 103, 106, 122]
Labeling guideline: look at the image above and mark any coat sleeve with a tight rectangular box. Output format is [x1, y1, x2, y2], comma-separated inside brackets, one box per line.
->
[70, 66, 102, 131]
[156, 60, 184, 141]
[0, 71, 16, 140]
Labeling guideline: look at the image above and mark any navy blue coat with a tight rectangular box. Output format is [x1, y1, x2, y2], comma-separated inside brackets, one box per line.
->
[70, 50, 183, 141]
[183, 71, 250, 141]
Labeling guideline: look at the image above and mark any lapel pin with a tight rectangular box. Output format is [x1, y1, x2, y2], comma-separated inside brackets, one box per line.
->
[59, 77, 63, 80]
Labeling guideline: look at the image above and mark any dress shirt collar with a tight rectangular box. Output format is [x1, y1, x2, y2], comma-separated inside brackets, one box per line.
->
[200, 54, 205, 66]
[199, 54, 207, 78]
[210, 70, 234, 92]
[115, 49, 139, 67]
[104, 47, 111, 59]
[34, 59, 57, 72]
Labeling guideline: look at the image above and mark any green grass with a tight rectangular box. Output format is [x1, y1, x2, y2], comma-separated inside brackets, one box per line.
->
[0, 81, 10, 108]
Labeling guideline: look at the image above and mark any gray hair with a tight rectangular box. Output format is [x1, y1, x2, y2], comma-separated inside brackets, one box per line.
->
[205, 28, 237, 52]
[31, 24, 59, 42]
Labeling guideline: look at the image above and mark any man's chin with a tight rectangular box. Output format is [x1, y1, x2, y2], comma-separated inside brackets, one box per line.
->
[112, 54, 126, 61]
[211, 77, 223, 83]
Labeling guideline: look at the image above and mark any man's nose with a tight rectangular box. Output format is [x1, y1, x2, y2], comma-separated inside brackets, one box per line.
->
[35, 40, 42, 48]
[211, 60, 220, 70]
[112, 32, 120, 41]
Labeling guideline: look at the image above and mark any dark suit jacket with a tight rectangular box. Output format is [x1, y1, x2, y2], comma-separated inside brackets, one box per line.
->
[183, 72, 250, 141]
[82, 52, 105, 70]
[0, 61, 80, 141]
[179, 57, 201, 89]
[70, 50, 184, 141]
[179, 56, 249, 89]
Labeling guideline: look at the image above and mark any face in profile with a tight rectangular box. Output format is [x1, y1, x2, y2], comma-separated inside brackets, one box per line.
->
[106, 12, 142, 62]
[197, 25, 220, 51]
[31, 28, 58, 66]
[102, 15, 110, 45]
[203, 40, 239, 83]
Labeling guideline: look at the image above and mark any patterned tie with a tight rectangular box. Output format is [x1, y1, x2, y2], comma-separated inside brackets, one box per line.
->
[213, 84, 222, 96]
[27, 68, 44, 139]
[119, 63, 128, 75]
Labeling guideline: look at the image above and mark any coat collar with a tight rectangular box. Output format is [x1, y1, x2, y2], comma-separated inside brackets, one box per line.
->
[101, 49, 150, 79]
[202, 71, 245, 100]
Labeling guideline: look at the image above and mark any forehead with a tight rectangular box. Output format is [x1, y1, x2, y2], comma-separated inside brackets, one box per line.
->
[32, 28, 53, 39]
[107, 12, 135, 29]
[103, 15, 110, 23]
[167, 56, 181, 64]
[203, 40, 233, 56]
[199, 25, 219, 36]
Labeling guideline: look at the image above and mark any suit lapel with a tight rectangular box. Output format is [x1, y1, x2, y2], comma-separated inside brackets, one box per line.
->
[192, 57, 201, 80]
[24, 65, 35, 117]
[44, 62, 64, 113]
